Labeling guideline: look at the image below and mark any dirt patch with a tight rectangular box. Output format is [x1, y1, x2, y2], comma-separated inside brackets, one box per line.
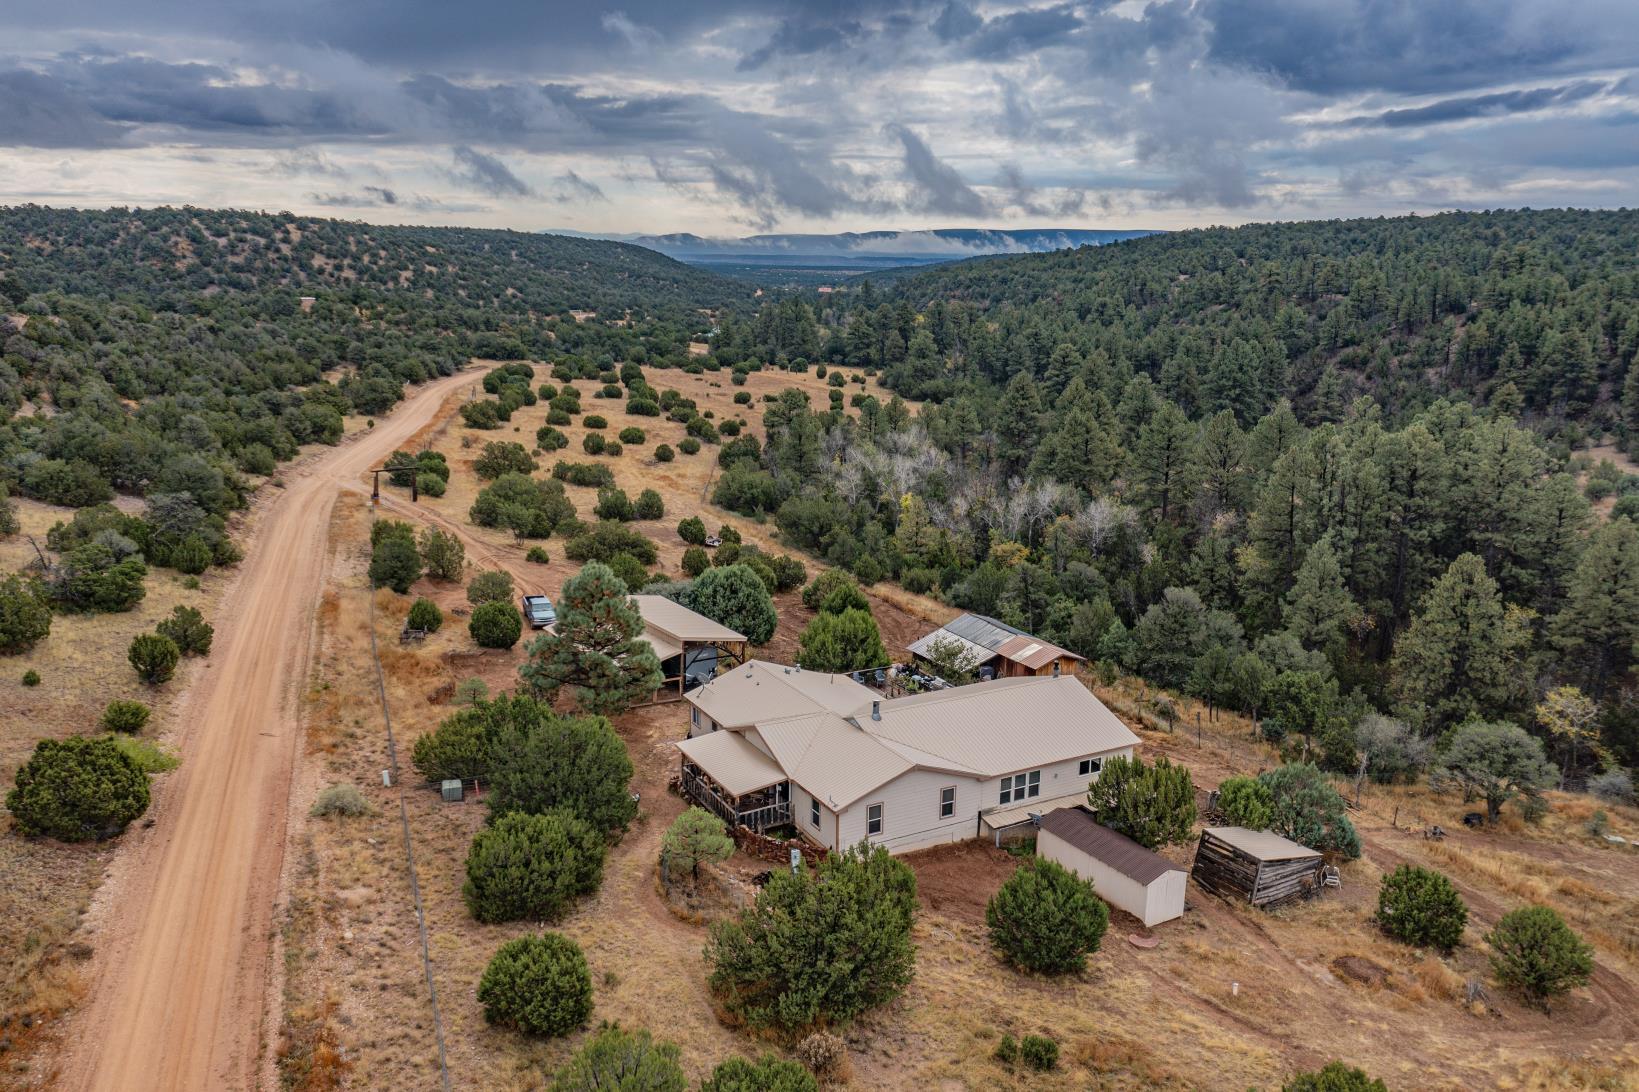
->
[1332, 955, 1391, 988]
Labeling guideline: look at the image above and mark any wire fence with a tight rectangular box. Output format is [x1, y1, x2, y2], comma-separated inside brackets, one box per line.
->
[364, 511, 453, 1092]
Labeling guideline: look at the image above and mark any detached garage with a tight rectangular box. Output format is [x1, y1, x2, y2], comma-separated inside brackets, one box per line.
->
[1037, 806, 1188, 928]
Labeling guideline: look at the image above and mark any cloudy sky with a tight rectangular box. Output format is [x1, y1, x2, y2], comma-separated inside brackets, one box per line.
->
[2, 0, 1637, 235]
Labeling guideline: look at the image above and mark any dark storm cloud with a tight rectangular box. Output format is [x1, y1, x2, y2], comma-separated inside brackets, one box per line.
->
[1201, 0, 1637, 96]
[1, 0, 1637, 224]
[887, 123, 991, 217]
[450, 146, 531, 195]
[1337, 80, 1610, 129]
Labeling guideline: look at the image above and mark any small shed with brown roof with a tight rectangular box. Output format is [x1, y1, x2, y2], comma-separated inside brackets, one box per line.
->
[1038, 806, 1187, 927]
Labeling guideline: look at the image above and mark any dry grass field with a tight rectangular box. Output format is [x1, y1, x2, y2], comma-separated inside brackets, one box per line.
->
[274, 361, 1639, 1091]
[0, 497, 226, 1084]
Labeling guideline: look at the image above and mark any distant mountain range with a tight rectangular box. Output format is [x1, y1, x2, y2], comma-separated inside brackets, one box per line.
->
[542, 227, 1160, 283]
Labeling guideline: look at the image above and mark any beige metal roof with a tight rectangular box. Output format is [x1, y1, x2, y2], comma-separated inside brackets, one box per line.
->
[980, 791, 1086, 832]
[644, 630, 683, 662]
[676, 731, 787, 797]
[753, 713, 914, 810]
[689, 660, 876, 729]
[869, 675, 1139, 777]
[905, 628, 992, 668]
[1205, 826, 1322, 862]
[631, 595, 746, 643]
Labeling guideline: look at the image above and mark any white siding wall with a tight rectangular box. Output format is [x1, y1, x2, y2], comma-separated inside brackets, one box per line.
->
[1037, 827, 1186, 928]
[989, 746, 1134, 808]
[793, 782, 840, 850]
[836, 769, 985, 853]
[685, 704, 719, 738]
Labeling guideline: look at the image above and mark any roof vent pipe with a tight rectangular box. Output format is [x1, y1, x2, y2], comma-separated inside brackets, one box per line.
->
[871, 700, 881, 721]
[1052, 661, 1060, 677]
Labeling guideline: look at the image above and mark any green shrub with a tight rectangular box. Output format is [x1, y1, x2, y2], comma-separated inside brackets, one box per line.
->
[795, 608, 887, 673]
[606, 552, 649, 590]
[564, 521, 658, 565]
[418, 528, 466, 581]
[471, 473, 577, 538]
[1085, 755, 1197, 849]
[411, 708, 494, 782]
[733, 391, 752, 405]
[0, 573, 53, 654]
[1377, 865, 1467, 952]
[582, 433, 606, 455]
[619, 427, 646, 444]
[604, 441, 623, 457]
[484, 707, 638, 834]
[467, 569, 515, 605]
[6, 736, 150, 841]
[369, 536, 423, 593]
[416, 472, 446, 497]
[595, 488, 634, 521]
[801, 569, 859, 612]
[170, 535, 213, 575]
[583, 414, 608, 430]
[156, 605, 213, 656]
[464, 810, 605, 922]
[634, 489, 664, 520]
[129, 632, 181, 684]
[477, 933, 593, 1038]
[678, 516, 707, 545]
[469, 601, 522, 649]
[1259, 763, 1361, 858]
[699, 1055, 817, 1092]
[706, 843, 917, 1033]
[627, 397, 661, 416]
[679, 437, 701, 455]
[655, 443, 675, 462]
[552, 461, 617, 488]
[525, 546, 550, 564]
[682, 546, 710, 578]
[549, 1024, 685, 1092]
[311, 783, 370, 817]
[536, 425, 569, 451]
[22, 668, 40, 686]
[686, 564, 777, 645]
[407, 598, 443, 633]
[993, 1034, 1018, 1066]
[660, 807, 734, 881]
[102, 699, 152, 734]
[52, 544, 147, 613]
[548, 408, 572, 426]
[1486, 905, 1593, 1008]
[986, 857, 1109, 973]
[1217, 775, 1273, 828]
[1020, 1035, 1058, 1072]
[1282, 1061, 1388, 1091]
[474, 441, 537, 480]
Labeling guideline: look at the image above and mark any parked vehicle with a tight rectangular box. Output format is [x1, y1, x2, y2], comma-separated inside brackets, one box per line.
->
[703, 534, 722, 548]
[521, 594, 557, 629]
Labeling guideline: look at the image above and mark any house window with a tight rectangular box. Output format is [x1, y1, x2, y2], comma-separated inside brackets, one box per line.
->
[690, 706, 699, 727]
[939, 786, 955, 819]
[810, 795, 821, 827]
[866, 802, 883, 836]
[1079, 757, 1103, 777]
[1000, 770, 1041, 805]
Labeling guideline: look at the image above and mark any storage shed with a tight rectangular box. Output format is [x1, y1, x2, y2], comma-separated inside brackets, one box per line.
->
[1190, 827, 1323, 909]
[1037, 806, 1188, 927]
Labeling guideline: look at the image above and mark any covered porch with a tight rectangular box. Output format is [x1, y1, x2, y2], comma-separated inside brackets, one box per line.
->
[675, 731, 791, 833]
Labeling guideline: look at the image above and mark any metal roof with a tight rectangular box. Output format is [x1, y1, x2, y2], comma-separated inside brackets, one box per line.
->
[631, 595, 746, 643]
[1040, 806, 1186, 884]
[675, 731, 787, 797]
[905, 628, 993, 667]
[981, 791, 1086, 832]
[995, 633, 1084, 669]
[645, 631, 683, 662]
[941, 612, 1027, 651]
[688, 660, 876, 729]
[1204, 826, 1323, 862]
[868, 675, 1139, 778]
[753, 714, 915, 810]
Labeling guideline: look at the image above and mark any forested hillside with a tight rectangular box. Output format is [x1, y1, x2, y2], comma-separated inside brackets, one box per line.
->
[702, 210, 1639, 777]
[0, 207, 734, 557]
[729, 209, 1639, 433]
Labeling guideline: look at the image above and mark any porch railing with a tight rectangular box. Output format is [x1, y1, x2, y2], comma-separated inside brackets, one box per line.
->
[681, 769, 791, 833]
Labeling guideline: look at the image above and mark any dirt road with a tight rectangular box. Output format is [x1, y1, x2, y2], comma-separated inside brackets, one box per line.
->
[57, 367, 491, 1092]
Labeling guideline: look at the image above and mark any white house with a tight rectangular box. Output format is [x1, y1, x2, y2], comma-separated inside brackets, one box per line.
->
[1037, 806, 1188, 927]
[675, 660, 1140, 855]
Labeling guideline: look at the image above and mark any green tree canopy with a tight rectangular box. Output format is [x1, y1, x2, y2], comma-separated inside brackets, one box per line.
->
[519, 562, 662, 714]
